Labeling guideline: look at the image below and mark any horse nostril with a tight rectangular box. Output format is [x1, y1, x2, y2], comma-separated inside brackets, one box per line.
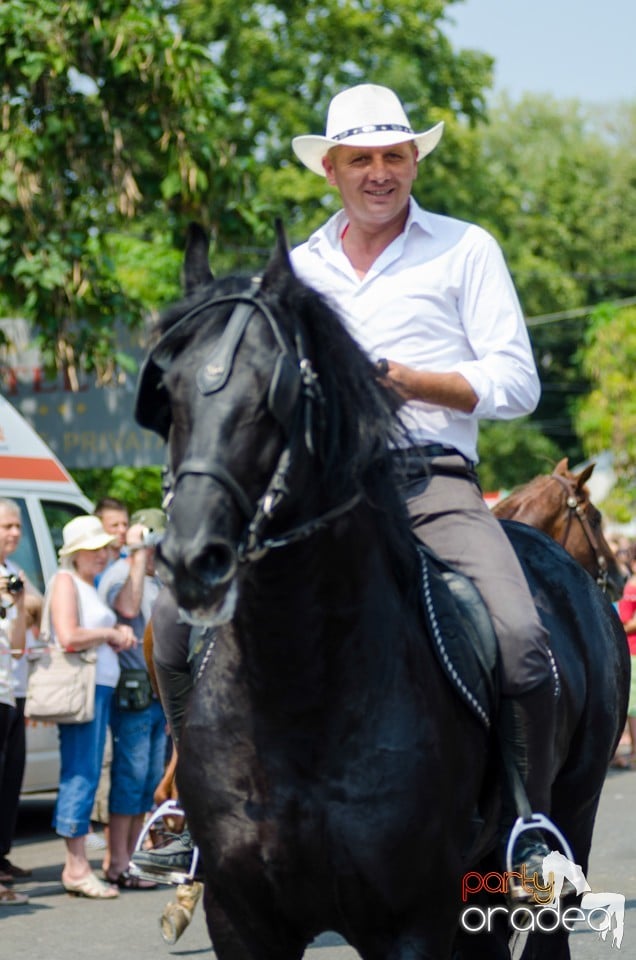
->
[189, 539, 237, 587]
[156, 535, 237, 592]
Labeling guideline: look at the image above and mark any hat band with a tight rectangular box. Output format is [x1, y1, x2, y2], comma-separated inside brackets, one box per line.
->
[62, 533, 108, 553]
[331, 123, 413, 142]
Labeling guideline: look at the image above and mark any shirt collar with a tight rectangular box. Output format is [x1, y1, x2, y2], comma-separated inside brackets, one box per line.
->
[405, 198, 435, 237]
[307, 198, 434, 253]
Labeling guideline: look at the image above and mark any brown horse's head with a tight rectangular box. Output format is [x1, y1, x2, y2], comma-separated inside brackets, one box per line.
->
[493, 458, 625, 600]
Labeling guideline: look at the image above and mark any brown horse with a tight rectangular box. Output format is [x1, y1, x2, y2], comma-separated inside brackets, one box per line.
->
[492, 457, 625, 600]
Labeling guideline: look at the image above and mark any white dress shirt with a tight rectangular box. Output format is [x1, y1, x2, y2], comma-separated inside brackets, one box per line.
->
[290, 199, 540, 462]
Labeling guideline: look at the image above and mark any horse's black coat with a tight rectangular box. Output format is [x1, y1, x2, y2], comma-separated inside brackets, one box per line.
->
[136, 224, 629, 960]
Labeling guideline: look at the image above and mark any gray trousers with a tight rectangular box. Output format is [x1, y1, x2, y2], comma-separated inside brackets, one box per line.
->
[401, 452, 551, 697]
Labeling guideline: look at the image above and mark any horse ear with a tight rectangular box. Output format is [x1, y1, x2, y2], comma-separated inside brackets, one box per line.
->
[554, 457, 569, 476]
[260, 219, 295, 293]
[575, 462, 595, 491]
[183, 222, 214, 293]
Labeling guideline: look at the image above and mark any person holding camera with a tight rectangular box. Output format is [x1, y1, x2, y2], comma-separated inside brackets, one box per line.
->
[0, 497, 38, 903]
[0, 497, 42, 903]
[98, 508, 167, 889]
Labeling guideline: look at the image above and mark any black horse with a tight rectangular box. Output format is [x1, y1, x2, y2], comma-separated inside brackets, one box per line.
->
[135, 223, 628, 960]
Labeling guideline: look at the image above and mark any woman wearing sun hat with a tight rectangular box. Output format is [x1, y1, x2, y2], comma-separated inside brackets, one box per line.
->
[48, 515, 135, 899]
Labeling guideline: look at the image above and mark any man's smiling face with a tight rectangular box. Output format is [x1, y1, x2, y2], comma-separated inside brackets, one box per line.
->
[322, 141, 418, 232]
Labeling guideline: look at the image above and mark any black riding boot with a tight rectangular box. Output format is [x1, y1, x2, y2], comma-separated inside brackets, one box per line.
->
[129, 660, 200, 884]
[498, 677, 557, 900]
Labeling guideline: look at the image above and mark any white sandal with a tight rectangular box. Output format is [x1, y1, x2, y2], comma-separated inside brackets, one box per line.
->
[62, 871, 118, 899]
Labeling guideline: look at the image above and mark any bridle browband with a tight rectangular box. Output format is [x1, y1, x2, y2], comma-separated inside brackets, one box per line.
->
[161, 290, 362, 562]
[549, 470, 608, 591]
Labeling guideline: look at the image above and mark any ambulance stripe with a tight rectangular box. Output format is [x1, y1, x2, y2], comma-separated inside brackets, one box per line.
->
[0, 456, 70, 482]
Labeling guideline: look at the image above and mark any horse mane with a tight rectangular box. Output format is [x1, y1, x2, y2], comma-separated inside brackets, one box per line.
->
[152, 273, 252, 349]
[273, 271, 420, 582]
[494, 473, 555, 517]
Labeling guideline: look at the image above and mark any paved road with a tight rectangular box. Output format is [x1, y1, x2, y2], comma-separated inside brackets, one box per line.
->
[3, 765, 636, 959]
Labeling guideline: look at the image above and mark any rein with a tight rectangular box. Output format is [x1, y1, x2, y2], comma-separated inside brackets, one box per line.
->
[550, 471, 608, 591]
[162, 290, 362, 562]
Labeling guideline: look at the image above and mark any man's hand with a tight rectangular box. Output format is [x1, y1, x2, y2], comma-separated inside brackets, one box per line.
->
[126, 522, 149, 553]
[375, 358, 478, 412]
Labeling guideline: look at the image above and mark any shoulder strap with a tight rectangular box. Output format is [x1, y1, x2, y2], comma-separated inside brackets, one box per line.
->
[40, 571, 83, 650]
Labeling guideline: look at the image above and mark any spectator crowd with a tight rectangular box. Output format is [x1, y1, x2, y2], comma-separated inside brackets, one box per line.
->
[0, 496, 171, 905]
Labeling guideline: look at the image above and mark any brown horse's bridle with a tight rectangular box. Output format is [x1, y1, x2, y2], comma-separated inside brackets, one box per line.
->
[550, 471, 608, 592]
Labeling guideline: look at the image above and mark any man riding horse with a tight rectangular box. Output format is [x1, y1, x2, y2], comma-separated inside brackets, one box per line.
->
[133, 83, 558, 893]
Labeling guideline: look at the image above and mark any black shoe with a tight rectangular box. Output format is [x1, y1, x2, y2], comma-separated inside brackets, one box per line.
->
[506, 830, 552, 905]
[0, 857, 32, 879]
[129, 831, 202, 886]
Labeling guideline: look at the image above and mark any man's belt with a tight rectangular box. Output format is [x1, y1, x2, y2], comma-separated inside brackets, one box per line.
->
[392, 443, 472, 461]
[410, 443, 462, 459]
[391, 444, 478, 483]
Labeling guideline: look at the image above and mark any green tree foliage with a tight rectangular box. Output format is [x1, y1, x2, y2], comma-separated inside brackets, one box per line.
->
[71, 465, 163, 513]
[476, 419, 561, 493]
[0, 0, 242, 380]
[575, 304, 636, 519]
[460, 96, 636, 466]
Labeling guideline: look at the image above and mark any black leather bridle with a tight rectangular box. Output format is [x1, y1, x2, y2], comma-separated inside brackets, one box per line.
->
[157, 290, 361, 562]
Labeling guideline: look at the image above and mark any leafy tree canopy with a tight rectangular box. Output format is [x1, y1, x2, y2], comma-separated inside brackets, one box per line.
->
[575, 304, 636, 520]
[465, 96, 636, 465]
[0, 0, 247, 379]
[0, 0, 493, 379]
[476, 419, 561, 494]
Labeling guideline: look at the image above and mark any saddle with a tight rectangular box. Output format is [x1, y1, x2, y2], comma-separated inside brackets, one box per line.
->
[416, 542, 498, 729]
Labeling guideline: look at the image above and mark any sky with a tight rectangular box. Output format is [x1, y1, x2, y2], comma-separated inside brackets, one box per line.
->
[445, 0, 635, 104]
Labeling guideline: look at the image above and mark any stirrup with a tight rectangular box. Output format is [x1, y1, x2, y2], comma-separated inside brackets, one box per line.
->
[128, 799, 201, 886]
[505, 813, 574, 903]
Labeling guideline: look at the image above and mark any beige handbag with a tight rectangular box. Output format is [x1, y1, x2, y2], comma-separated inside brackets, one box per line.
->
[25, 576, 97, 724]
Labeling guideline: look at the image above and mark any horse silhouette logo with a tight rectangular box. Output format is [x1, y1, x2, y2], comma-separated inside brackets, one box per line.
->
[542, 850, 625, 949]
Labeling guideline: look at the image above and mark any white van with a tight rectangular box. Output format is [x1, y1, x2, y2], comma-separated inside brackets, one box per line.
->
[0, 395, 94, 793]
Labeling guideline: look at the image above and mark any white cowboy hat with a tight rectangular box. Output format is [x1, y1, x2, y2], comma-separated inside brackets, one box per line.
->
[58, 515, 117, 557]
[292, 84, 444, 177]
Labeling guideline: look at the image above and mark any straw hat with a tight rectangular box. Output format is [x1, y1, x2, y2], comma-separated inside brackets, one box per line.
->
[292, 84, 444, 177]
[58, 515, 117, 557]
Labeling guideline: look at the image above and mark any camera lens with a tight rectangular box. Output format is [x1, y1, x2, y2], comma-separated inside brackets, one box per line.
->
[6, 574, 23, 595]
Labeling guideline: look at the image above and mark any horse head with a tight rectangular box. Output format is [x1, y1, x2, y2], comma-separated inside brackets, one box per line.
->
[493, 457, 625, 600]
[550, 457, 625, 599]
[135, 222, 402, 622]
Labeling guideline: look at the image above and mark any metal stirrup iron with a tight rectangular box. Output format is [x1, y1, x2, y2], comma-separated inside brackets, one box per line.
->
[128, 799, 201, 886]
[505, 813, 575, 902]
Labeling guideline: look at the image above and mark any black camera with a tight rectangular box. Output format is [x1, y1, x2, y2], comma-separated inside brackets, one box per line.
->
[6, 574, 24, 595]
